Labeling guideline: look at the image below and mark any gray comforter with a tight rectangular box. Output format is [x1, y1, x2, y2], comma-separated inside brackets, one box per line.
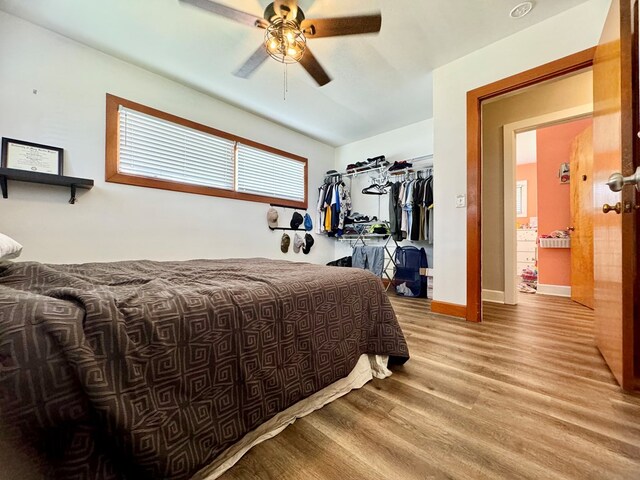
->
[0, 258, 409, 479]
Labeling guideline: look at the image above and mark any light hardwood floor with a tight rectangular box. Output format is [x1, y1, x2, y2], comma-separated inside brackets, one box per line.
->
[220, 294, 640, 480]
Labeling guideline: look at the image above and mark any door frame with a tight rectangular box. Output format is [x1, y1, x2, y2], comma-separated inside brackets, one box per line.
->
[466, 47, 596, 322]
[502, 105, 593, 305]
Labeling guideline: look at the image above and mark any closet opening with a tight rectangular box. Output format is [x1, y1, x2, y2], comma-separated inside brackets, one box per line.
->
[480, 67, 595, 310]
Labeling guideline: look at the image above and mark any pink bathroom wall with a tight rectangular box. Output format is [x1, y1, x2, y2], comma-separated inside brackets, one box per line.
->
[536, 117, 592, 287]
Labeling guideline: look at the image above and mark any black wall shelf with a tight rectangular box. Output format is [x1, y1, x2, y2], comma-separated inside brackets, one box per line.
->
[0, 167, 94, 204]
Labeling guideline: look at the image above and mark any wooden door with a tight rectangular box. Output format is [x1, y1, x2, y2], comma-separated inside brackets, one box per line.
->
[569, 126, 594, 309]
[592, 0, 638, 390]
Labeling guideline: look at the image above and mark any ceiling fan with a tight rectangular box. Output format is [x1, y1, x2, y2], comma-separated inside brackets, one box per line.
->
[179, 0, 382, 86]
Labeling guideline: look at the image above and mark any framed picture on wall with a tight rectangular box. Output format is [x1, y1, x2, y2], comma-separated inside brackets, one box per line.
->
[559, 162, 570, 183]
[1, 137, 64, 175]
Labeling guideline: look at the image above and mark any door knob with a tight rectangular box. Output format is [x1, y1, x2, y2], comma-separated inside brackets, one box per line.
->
[606, 166, 640, 192]
[602, 202, 622, 214]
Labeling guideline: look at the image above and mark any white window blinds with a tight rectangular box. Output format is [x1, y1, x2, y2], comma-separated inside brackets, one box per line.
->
[236, 143, 305, 202]
[118, 106, 235, 190]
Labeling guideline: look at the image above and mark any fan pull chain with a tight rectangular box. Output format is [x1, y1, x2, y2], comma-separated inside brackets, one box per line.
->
[283, 63, 289, 101]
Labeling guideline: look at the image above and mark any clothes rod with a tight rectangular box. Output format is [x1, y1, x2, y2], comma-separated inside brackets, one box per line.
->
[408, 154, 433, 161]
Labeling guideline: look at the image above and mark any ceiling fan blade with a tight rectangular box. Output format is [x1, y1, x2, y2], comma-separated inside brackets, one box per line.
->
[301, 14, 382, 38]
[299, 48, 331, 86]
[179, 0, 268, 28]
[233, 45, 270, 78]
[274, 0, 299, 21]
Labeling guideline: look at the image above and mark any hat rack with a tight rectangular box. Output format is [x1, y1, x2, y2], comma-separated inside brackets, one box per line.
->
[268, 203, 311, 231]
[268, 226, 309, 232]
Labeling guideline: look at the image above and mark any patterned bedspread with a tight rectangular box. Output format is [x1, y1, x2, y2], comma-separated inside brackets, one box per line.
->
[0, 258, 408, 479]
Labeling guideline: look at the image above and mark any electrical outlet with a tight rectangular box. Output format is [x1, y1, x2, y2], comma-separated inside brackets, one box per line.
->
[456, 194, 466, 208]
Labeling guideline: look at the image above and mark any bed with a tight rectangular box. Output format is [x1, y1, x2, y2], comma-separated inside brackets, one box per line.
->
[0, 258, 409, 479]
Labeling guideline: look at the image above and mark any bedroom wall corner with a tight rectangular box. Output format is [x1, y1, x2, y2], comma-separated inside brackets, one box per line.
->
[0, 11, 336, 265]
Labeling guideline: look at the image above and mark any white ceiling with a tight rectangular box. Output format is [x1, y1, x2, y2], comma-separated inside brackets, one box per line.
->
[0, 0, 591, 146]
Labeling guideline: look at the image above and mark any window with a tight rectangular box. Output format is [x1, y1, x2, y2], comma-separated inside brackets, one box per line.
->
[106, 94, 307, 208]
[236, 143, 306, 202]
[516, 180, 528, 217]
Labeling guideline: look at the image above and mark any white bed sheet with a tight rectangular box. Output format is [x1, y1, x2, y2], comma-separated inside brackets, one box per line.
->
[192, 354, 391, 479]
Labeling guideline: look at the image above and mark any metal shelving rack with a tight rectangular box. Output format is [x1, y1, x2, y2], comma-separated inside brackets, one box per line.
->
[322, 155, 435, 294]
[335, 221, 399, 291]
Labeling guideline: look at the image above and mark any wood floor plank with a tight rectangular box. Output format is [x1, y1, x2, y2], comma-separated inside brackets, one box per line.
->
[220, 294, 640, 479]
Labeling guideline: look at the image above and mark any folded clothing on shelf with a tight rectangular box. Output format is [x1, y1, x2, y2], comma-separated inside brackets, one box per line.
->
[346, 162, 367, 171]
[344, 213, 377, 224]
[346, 156, 389, 172]
[368, 223, 390, 235]
[388, 160, 413, 171]
[343, 226, 361, 236]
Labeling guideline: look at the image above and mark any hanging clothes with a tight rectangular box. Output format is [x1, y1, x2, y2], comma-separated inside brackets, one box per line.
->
[352, 246, 385, 277]
[389, 182, 403, 241]
[316, 183, 327, 234]
[402, 179, 416, 238]
[317, 177, 351, 237]
[338, 183, 351, 236]
[410, 176, 423, 241]
[324, 182, 333, 234]
[426, 175, 434, 244]
[387, 169, 433, 243]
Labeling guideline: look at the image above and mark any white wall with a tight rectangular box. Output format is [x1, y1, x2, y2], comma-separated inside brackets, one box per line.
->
[333, 119, 434, 263]
[0, 11, 335, 265]
[431, 0, 611, 305]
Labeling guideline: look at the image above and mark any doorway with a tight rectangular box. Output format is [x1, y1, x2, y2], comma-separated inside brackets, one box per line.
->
[466, 0, 639, 391]
[479, 69, 594, 307]
[504, 115, 594, 308]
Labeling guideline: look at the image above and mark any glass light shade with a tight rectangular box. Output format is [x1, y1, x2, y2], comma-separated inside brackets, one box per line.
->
[265, 19, 306, 64]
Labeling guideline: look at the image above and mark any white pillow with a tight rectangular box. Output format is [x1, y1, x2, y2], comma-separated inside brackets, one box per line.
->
[0, 233, 23, 260]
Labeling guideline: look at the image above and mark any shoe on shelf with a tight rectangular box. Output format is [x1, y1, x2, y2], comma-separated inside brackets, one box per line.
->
[366, 155, 386, 164]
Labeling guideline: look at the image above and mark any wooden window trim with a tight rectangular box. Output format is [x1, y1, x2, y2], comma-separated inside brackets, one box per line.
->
[105, 94, 308, 209]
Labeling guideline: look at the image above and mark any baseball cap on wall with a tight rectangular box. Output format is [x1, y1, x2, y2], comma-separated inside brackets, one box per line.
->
[281, 233, 290, 253]
[303, 213, 313, 231]
[267, 208, 279, 228]
[293, 233, 304, 253]
[290, 212, 304, 230]
[302, 233, 314, 255]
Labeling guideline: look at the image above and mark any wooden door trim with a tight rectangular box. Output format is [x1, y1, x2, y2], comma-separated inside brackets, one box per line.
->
[431, 301, 467, 319]
[632, 0, 640, 391]
[466, 47, 596, 323]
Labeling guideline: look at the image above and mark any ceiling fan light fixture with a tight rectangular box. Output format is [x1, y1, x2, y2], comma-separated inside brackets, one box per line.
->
[265, 19, 306, 64]
[509, 2, 534, 19]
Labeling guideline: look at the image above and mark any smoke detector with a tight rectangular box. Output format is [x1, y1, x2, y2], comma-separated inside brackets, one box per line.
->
[510, 2, 534, 19]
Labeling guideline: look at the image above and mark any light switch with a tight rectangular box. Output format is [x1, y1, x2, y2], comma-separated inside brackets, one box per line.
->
[456, 194, 466, 208]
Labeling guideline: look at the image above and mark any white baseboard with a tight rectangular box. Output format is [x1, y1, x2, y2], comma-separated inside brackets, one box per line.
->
[482, 289, 505, 303]
[537, 284, 571, 297]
